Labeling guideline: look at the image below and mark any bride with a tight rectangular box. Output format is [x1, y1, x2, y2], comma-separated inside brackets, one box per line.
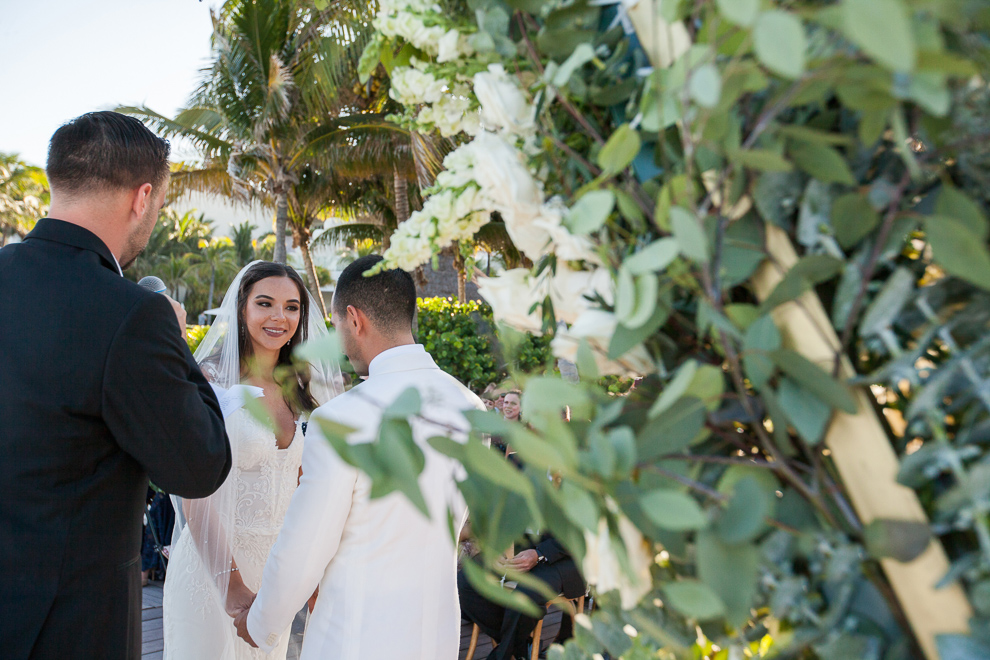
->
[163, 261, 342, 659]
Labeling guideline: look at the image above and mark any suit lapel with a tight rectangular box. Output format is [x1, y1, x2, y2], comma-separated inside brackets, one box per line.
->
[26, 218, 121, 275]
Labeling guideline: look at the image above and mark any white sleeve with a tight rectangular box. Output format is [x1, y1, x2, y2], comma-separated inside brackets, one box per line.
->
[246, 413, 359, 652]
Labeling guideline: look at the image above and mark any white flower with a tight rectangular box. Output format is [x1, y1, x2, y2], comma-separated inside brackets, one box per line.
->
[477, 269, 545, 334]
[582, 515, 654, 609]
[549, 264, 614, 325]
[473, 64, 536, 137]
[551, 309, 655, 376]
[533, 200, 599, 263]
[385, 229, 434, 271]
[390, 67, 446, 105]
[437, 29, 473, 63]
[467, 133, 549, 260]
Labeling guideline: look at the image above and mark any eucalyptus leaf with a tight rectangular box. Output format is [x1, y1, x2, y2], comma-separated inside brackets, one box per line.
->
[697, 532, 759, 626]
[688, 63, 722, 108]
[641, 489, 709, 531]
[863, 518, 931, 562]
[662, 580, 726, 620]
[670, 207, 709, 263]
[567, 190, 616, 234]
[842, 0, 916, 73]
[552, 42, 596, 87]
[936, 186, 989, 240]
[598, 124, 641, 176]
[716, 0, 758, 26]
[770, 349, 858, 414]
[754, 11, 807, 79]
[714, 476, 773, 544]
[728, 148, 794, 172]
[650, 360, 699, 418]
[778, 377, 832, 445]
[789, 141, 856, 185]
[638, 397, 708, 459]
[859, 267, 914, 337]
[832, 192, 880, 248]
[383, 386, 422, 419]
[625, 238, 680, 275]
[608, 298, 671, 359]
[924, 215, 990, 290]
[464, 438, 534, 498]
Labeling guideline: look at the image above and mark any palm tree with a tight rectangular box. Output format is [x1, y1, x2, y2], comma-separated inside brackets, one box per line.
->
[0, 153, 49, 245]
[121, 0, 397, 264]
[230, 221, 257, 266]
[161, 254, 195, 302]
[190, 237, 240, 310]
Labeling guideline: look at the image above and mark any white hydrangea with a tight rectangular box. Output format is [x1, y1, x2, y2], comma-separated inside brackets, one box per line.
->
[417, 93, 477, 138]
[389, 66, 447, 105]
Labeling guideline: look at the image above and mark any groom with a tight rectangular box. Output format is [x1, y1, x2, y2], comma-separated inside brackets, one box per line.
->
[0, 112, 231, 659]
[235, 255, 485, 658]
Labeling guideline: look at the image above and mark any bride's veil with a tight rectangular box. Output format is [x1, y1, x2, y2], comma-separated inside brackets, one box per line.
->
[169, 260, 343, 623]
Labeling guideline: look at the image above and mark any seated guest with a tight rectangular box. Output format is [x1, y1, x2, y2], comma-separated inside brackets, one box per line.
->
[458, 533, 585, 660]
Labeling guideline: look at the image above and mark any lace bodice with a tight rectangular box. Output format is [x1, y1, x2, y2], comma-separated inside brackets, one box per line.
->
[227, 409, 305, 590]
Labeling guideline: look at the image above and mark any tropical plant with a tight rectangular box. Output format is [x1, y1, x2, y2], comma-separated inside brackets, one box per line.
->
[307, 1, 990, 659]
[190, 236, 239, 311]
[0, 153, 49, 245]
[230, 220, 258, 266]
[121, 0, 420, 269]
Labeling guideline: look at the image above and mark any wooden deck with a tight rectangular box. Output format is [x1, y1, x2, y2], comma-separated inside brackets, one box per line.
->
[141, 582, 564, 659]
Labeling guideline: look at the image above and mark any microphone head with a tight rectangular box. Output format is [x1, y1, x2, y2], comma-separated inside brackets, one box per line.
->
[138, 276, 167, 294]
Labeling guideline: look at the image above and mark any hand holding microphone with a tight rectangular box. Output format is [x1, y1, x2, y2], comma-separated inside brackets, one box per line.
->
[139, 276, 187, 341]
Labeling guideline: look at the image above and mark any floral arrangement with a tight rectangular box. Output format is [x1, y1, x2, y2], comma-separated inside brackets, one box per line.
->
[339, 0, 990, 658]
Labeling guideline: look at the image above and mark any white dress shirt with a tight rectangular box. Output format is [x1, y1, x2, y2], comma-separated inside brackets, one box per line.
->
[246, 344, 485, 659]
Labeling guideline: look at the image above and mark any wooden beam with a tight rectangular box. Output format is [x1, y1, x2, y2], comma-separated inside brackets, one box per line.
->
[750, 224, 971, 660]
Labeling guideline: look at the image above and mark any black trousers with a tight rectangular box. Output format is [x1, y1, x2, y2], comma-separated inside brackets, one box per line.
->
[458, 559, 585, 660]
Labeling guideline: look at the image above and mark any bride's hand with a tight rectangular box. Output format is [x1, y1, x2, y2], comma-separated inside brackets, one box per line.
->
[225, 574, 256, 618]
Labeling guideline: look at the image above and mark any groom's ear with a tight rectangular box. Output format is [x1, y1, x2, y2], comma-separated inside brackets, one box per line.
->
[346, 305, 366, 335]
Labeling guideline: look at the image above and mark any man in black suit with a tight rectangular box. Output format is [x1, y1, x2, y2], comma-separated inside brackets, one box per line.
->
[0, 111, 232, 659]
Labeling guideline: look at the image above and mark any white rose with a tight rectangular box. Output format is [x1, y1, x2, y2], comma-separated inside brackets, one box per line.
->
[533, 201, 599, 263]
[549, 264, 614, 325]
[477, 269, 545, 334]
[551, 309, 655, 376]
[582, 515, 654, 610]
[473, 64, 536, 137]
[467, 133, 549, 260]
[385, 230, 434, 271]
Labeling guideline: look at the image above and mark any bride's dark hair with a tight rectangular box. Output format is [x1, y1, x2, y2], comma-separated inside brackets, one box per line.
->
[236, 262, 319, 413]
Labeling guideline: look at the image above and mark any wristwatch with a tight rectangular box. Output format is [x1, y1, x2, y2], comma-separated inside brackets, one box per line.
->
[537, 552, 547, 564]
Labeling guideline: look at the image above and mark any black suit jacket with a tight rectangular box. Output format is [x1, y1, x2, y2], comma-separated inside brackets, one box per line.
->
[0, 219, 232, 659]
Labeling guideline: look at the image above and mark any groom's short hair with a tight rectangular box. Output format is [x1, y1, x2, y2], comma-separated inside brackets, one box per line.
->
[333, 255, 416, 335]
[47, 111, 171, 195]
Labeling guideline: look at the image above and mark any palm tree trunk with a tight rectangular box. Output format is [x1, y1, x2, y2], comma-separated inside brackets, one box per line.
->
[390, 168, 409, 253]
[300, 239, 328, 318]
[453, 244, 467, 303]
[273, 190, 289, 264]
[208, 266, 216, 310]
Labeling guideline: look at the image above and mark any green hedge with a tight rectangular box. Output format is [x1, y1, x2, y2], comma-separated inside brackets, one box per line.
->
[415, 297, 552, 392]
[185, 297, 554, 393]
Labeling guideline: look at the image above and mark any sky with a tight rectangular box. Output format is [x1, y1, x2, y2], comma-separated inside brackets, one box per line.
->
[0, 0, 278, 235]
[0, 0, 221, 167]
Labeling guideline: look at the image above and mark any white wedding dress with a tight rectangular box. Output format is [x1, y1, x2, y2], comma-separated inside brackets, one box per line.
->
[163, 405, 305, 660]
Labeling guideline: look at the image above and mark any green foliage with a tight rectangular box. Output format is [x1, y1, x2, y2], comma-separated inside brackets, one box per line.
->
[415, 297, 552, 392]
[334, 0, 990, 658]
[186, 325, 209, 354]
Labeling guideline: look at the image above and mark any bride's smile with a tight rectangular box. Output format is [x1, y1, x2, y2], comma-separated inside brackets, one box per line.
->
[243, 276, 302, 355]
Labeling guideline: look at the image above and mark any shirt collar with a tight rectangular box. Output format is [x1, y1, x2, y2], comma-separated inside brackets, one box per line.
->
[367, 344, 437, 378]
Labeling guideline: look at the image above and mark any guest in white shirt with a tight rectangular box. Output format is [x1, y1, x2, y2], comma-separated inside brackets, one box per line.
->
[234, 255, 485, 659]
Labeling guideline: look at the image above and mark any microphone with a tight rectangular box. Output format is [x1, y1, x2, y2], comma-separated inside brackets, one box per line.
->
[138, 276, 167, 294]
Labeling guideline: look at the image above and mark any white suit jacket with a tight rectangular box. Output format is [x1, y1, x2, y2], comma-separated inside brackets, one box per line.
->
[246, 344, 485, 659]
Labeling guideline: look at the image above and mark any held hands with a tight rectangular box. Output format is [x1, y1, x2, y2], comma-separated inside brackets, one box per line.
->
[233, 609, 258, 648]
[225, 579, 256, 618]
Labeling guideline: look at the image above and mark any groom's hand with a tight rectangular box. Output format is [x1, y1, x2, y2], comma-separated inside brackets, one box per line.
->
[233, 609, 258, 648]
